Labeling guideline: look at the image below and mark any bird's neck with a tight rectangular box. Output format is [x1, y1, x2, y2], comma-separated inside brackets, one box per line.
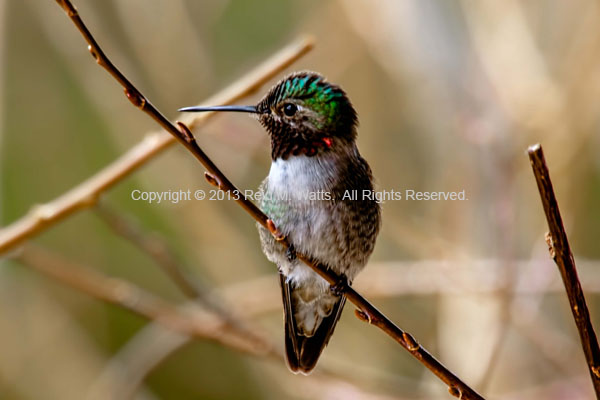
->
[270, 131, 347, 160]
[267, 145, 355, 194]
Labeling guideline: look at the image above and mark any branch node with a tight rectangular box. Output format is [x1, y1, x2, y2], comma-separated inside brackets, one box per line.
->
[124, 88, 146, 109]
[31, 204, 57, 222]
[402, 332, 420, 351]
[87, 44, 100, 64]
[544, 232, 556, 259]
[204, 172, 220, 188]
[176, 121, 196, 144]
[529, 143, 600, 396]
[354, 309, 372, 324]
[266, 219, 285, 241]
[448, 386, 463, 399]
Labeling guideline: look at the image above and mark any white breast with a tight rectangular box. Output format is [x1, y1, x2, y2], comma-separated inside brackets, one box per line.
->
[267, 154, 338, 200]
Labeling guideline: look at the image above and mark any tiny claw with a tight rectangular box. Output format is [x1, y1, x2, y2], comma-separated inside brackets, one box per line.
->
[448, 386, 462, 399]
[329, 274, 349, 296]
[286, 244, 297, 262]
[204, 172, 219, 188]
[124, 88, 146, 109]
[402, 332, 420, 351]
[266, 219, 285, 241]
[176, 121, 195, 144]
[592, 366, 600, 379]
[354, 309, 372, 324]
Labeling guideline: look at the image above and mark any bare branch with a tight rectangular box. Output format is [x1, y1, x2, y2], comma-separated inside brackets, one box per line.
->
[15, 244, 277, 359]
[49, 1, 484, 398]
[0, 34, 314, 254]
[15, 245, 402, 399]
[95, 204, 204, 299]
[94, 204, 223, 305]
[88, 321, 413, 400]
[86, 323, 192, 400]
[94, 203, 267, 348]
[528, 143, 600, 397]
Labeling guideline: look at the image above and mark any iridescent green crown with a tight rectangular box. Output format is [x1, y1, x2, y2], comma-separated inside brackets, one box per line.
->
[258, 71, 357, 133]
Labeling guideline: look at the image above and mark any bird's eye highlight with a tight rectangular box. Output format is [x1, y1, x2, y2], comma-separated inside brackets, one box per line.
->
[283, 103, 297, 117]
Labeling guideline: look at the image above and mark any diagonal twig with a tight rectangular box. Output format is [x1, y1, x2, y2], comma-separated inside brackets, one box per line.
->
[94, 203, 267, 346]
[95, 204, 222, 304]
[51, 1, 485, 398]
[15, 244, 277, 358]
[528, 143, 600, 398]
[14, 246, 409, 400]
[0, 34, 314, 254]
[95, 204, 205, 299]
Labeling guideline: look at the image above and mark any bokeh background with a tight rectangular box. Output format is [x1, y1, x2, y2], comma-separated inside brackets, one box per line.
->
[1, 0, 600, 399]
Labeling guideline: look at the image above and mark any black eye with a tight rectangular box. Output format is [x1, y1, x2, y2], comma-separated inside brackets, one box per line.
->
[283, 103, 297, 117]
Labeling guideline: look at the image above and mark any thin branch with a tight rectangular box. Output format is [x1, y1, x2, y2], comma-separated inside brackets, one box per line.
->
[14, 244, 278, 359]
[0, 37, 314, 255]
[88, 321, 413, 400]
[15, 250, 412, 400]
[528, 143, 600, 397]
[15, 245, 404, 400]
[95, 204, 203, 299]
[16, 245, 584, 399]
[48, 1, 485, 398]
[94, 203, 268, 350]
[86, 323, 192, 400]
[95, 204, 224, 306]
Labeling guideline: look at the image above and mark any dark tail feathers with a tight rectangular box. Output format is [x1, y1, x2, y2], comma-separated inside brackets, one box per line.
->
[279, 273, 346, 374]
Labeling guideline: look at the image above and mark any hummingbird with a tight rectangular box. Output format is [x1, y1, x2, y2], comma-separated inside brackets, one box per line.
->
[179, 71, 381, 374]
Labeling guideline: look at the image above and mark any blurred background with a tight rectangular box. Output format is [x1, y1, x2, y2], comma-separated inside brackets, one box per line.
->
[1, 0, 600, 399]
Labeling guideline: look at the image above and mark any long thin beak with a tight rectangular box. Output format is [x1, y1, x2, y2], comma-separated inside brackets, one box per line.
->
[178, 105, 259, 113]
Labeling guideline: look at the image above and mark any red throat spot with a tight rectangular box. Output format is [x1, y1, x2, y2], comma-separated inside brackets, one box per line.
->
[323, 137, 333, 148]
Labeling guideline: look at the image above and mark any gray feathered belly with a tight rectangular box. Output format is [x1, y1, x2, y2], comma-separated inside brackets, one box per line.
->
[257, 153, 380, 336]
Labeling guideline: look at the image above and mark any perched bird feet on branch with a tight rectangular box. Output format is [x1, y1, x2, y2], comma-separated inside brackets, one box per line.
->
[330, 273, 349, 296]
[286, 244, 297, 262]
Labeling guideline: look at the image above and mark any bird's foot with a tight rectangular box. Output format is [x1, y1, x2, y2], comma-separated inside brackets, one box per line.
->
[330, 273, 349, 296]
[286, 244, 297, 262]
